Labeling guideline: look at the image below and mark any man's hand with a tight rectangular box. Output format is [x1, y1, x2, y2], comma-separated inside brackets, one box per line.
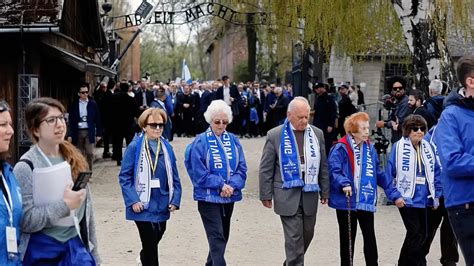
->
[327, 126, 333, 133]
[375, 120, 385, 128]
[394, 198, 406, 208]
[261, 200, 272, 208]
[183, 103, 190, 108]
[95, 136, 101, 143]
[320, 198, 328, 205]
[392, 121, 399, 131]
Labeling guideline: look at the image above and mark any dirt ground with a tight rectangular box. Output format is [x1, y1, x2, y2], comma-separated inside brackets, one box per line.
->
[90, 137, 462, 265]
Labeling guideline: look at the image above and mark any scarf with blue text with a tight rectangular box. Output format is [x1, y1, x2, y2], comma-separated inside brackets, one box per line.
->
[395, 137, 436, 204]
[280, 119, 321, 192]
[135, 133, 173, 209]
[205, 128, 238, 203]
[340, 135, 377, 212]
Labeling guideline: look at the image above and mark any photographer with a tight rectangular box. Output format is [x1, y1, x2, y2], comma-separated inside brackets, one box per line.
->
[375, 76, 411, 143]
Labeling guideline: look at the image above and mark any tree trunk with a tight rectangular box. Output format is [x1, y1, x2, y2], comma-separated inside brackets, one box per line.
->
[392, 0, 457, 94]
[246, 14, 257, 81]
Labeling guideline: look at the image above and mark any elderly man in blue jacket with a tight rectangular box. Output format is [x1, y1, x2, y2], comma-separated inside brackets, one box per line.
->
[434, 54, 474, 265]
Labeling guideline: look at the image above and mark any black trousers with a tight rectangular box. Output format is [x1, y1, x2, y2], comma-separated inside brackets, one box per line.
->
[421, 197, 459, 265]
[398, 207, 429, 266]
[135, 221, 167, 266]
[447, 203, 474, 266]
[198, 201, 234, 266]
[112, 130, 133, 162]
[336, 210, 378, 266]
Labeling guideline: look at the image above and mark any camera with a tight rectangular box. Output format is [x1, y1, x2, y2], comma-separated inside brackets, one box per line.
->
[382, 94, 396, 111]
[372, 129, 390, 155]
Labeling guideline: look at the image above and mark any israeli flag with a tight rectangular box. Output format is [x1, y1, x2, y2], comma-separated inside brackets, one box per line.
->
[181, 59, 192, 84]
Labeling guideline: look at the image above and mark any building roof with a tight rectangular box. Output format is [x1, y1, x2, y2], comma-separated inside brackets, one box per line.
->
[0, 0, 63, 26]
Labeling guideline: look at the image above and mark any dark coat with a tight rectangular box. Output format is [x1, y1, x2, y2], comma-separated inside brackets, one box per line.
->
[313, 92, 337, 133]
[215, 85, 241, 116]
[68, 98, 102, 145]
[134, 89, 154, 108]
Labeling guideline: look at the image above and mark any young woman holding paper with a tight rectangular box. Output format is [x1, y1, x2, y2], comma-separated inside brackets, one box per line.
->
[13, 97, 99, 265]
[0, 100, 22, 265]
[119, 108, 182, 266]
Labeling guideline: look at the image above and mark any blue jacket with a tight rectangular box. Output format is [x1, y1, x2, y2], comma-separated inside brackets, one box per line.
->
[189, 132, 247, 203]
[328, 141, 401, 211]
[119, 135, 182, 222]
[386, 138, 442, 208]
[0, 162, 22, 265]
[67, 98, 102, 145]
[434, 88, 474, 208]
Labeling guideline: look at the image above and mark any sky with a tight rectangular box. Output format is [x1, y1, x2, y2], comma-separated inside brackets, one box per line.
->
[127, 0, 192, 43]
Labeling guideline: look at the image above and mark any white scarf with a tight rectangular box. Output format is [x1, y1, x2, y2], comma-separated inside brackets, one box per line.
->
[395, 137, 436, 200]
[136, 136, 174, 209]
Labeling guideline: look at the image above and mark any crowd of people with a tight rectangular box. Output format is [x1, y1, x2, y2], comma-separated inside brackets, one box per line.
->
[0, 53, 473, 266]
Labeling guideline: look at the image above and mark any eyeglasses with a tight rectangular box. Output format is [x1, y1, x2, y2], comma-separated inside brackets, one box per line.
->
[411, 126, 426, 132]
[79, 91, 89, 94]
[41, 114, 66, 126]
[0, 101, 9, 113]
[147, 123, 165, 130]
[213, 120, 229, 125]
[392, 86, 404, 92]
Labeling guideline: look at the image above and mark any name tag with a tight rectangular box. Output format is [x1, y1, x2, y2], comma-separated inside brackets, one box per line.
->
[416, 176, 425, 185]
[150, 179, 160, 188]
[6, 226, 18, 254]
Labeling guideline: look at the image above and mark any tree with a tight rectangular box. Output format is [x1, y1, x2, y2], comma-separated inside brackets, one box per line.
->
[261, 0, 474, 93]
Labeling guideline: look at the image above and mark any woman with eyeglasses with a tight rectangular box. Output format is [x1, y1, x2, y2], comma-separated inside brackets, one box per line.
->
[13, 97, 99, 264]
[119, 107, 181, 266]
[185, 99, 247, 265]
[385, 114, 442, 266]
[0, 101, 22, 265]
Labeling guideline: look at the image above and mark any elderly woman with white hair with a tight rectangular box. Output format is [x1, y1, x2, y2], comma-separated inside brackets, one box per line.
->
[185, 99, 247, 266]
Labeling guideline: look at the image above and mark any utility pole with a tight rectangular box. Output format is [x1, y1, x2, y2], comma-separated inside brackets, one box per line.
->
[110, 0, 162, 70]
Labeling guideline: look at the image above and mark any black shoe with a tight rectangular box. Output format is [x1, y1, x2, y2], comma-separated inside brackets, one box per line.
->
[102, 152, 112, 159]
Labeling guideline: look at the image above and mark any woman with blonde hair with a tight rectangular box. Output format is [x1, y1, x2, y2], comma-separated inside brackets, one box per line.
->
[119, 107, 181, 266]
[14, 97, 99, 265]
[328, 112, 404, 265]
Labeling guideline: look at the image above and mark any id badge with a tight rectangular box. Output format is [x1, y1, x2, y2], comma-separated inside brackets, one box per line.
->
[6, 226, 18, 254]
[416, 176, 426, 185]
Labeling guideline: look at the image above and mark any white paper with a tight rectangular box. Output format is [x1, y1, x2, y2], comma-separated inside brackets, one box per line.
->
[33, 161, 75, 226]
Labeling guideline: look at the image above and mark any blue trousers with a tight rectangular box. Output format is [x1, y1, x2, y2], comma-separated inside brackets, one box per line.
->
[198, 201, 234, 266]
[24, 233, 95, 266]
[447, 204, 474, 266]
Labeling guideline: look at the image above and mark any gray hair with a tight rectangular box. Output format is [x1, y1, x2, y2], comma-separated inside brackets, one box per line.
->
[204, 100, 233, 124]
[274, 86, 283, 94]
[429, 79, 443, 95]
[288, 96, 310, 112]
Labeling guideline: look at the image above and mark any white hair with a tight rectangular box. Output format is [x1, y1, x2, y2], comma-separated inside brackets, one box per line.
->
[288, 96, 310, 112]
[204, 100, 233, 124]
[429, 79, 443, 95]
[274, 86, 283, 94]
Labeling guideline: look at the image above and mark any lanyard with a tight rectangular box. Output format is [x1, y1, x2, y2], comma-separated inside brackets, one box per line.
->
[145, 136, 161, 176]
[416, 145, 422, 175]
[37, 145, 54, 167]
[1, 174, 13, 226]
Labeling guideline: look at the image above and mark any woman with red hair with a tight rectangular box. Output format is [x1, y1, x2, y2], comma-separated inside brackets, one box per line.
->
[328, 112, 404, 265]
